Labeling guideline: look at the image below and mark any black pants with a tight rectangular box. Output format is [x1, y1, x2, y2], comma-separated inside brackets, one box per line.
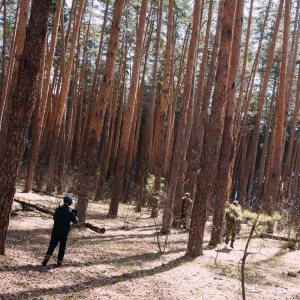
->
[46, 233, 68, 261]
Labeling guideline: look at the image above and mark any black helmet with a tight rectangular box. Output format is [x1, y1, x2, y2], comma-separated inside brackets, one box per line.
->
[63, 195, 73, 205]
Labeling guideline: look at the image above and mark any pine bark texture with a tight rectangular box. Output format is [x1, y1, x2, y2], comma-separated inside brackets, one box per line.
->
[109, 0, 149, 217]
[0, 0, 52, 255]
[160, 0, 202, 234]
[46, 0, 86, 192]
[151, 0, 173, 219]
[0, 0, 30, 149]
[187, 0, 236, 257]
[184, 0, 219, 201]
[263, 0, 290, 213]
[76, 0, 126, 223]
[25, 0, 63, 192]
[135, 1, 162, 212]
[210, 0, 244, 246]
[238, 0, 283, 205]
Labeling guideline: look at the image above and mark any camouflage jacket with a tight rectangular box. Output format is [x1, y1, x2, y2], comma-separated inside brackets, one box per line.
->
[225, 204, 242, 224]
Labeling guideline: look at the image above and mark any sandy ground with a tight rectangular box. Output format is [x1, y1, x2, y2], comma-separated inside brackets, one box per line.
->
[0, 190, 299, 300]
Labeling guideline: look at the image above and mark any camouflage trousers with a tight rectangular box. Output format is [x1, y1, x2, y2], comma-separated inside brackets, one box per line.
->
[181, 205, 192, 228]
[225, 221, 237, 244]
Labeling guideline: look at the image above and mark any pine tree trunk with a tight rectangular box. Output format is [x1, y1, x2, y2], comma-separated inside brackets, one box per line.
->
[172, 162, 186, 229]
[280, 0, 300, 172]
[283, 65, 300, 197]
[57, 112, 66, 194]
[76, 0, 126, 223]
[237, 0, 283, 205]
[289, 136, 300, 196]
[0, 0, 30, 150]
[281, 2, 300, 196]
[80, 0, 110, 159]
[209, 0, 243, 246]
[162, 25, 176, 179]
[0, 0, 52, 255]
[162, 24, 190, 178]
[172, 60, 198, 228]
[109, 0, 149, 217]
[122, 19, 153, 204]
[232, 0, 256, 154]
[94, 84, 114, 201]
[65, 55, 80, 166]
[136, 0, 163, 212]
[161, 0, 202, 234]
[109, 63, 126, 175]
[24, 0, 63, 192]
[94, 57, 124, 201]
[68, 15, 91, 165]
[0, 0, 6, 108]
[263, 0, 290, 213]
[187, 0, 236, 256]
[37, 1, 75, 189]
[184, 0, 216, 199]
[239, 2, 283, 205]
[45, 0, 86, 192]
[151, 0, 174, 219]
[255, 86, 276, 202]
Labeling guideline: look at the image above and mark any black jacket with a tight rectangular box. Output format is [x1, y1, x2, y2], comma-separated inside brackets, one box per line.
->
[52, 205, 79, 237]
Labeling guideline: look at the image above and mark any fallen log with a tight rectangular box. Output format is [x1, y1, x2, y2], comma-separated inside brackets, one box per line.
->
[14, 198, 105, 234]
[260, 232, 299, 243]
[14, 198, 54, 215]
[85, 222, 106, 234]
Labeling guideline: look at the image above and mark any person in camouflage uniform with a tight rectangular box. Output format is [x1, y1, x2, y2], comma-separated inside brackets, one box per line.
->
[181, 192, 193, 229]
[225, 200, 242, 248]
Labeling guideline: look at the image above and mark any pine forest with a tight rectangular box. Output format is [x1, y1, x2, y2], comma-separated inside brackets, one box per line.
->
[0, 0, 300, 299]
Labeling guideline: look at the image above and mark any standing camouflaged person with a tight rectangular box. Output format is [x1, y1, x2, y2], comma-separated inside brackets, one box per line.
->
[181, 192, 193, 229]
[225, 200, 242, 248]
[42, 195, 78, 267]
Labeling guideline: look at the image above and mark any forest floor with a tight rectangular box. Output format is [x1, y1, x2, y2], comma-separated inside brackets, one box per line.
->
[0, 189, 300, 300]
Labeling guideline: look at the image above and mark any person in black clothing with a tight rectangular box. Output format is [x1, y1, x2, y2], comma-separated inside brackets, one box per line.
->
[42, 195, 78, 266]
